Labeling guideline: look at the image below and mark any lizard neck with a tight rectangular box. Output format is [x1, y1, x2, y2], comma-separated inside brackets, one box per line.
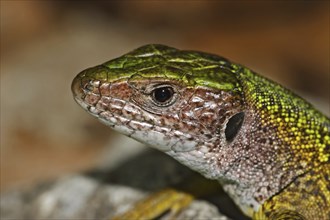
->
[167, 103, 327, 216]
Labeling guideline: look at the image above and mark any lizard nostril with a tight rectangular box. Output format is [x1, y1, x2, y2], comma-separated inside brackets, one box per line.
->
[72, 65, 109, 100]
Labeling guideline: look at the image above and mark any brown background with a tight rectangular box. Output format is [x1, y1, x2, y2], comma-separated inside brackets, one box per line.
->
[1, 1, 329, 192]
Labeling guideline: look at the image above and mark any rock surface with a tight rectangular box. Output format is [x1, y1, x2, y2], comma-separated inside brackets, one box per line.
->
[1, 150, 248, 220]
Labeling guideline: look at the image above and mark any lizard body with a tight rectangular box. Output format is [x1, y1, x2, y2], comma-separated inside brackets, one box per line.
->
[72, 44, 329, 219]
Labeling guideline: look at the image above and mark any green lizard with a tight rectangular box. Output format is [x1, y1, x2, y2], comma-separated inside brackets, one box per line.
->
[72, 44, 329, 220]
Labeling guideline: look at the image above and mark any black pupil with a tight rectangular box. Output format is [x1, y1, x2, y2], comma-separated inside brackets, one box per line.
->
[153, 87, 173, 103]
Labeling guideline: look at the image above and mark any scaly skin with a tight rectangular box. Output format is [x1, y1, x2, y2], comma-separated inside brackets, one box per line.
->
[72, 44, 329, 219]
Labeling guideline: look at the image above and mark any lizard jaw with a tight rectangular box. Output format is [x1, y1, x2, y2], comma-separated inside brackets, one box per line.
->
[72, 70, 200, 153]
[72, 83, 197, 153]
[98, 110, 200, 153]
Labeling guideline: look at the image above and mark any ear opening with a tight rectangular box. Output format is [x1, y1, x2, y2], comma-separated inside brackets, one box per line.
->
[225, 112, 245, 142]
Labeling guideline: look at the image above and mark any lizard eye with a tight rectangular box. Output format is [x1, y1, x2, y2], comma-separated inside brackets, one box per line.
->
[151, 86, 175, 106]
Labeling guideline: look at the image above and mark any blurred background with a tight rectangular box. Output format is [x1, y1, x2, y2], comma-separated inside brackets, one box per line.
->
[1, 1, 329, 192]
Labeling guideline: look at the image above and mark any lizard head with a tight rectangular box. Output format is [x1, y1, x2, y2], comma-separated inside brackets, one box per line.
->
[72, 44, 247, 178]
